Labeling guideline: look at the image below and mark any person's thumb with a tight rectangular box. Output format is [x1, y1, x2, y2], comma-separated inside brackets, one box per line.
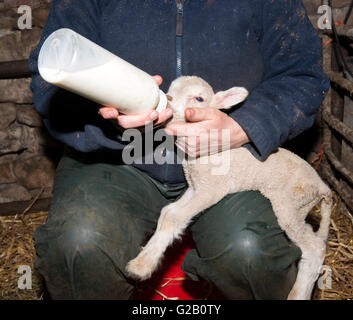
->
[185, 108, 216, 122]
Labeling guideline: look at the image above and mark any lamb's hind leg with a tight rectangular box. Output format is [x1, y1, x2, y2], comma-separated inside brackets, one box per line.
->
[272, 202, 326, 300]
[126, 186, 228, 281]
[287, 240, 326, 300]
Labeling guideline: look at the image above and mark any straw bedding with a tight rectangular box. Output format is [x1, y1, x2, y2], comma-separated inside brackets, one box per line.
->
[0, 192, 352, 300]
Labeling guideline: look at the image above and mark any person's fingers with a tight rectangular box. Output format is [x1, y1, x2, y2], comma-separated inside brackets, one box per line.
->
[118, 110, 159, 128]
[177, 134, 214, 157]
[177, 136, 200, 156]
[165, 108, 220, 135]
[100, 106, 172, 129]
[178, 136, 200, 149]
[176, 139, 198, 158]
[99, 106, 119, 119]
[185, 107, 220, 122]
[119, 108, 173, 129]
[165, 121, 208, 136]
[152, 75, 163, 86]
[154, 108, 174, 125]
[175, 139, 186, 153]
[176, 136, 187, 150]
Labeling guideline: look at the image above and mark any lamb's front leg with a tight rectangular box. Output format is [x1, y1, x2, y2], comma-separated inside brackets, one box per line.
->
[126, 186, 228, 281]
[126, 188, 195, 280]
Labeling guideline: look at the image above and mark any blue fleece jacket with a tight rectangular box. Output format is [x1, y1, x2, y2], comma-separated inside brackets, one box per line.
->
[29, 0, 330, 184]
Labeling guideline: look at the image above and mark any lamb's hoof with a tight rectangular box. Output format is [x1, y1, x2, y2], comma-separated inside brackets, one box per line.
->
[126, 257, 154, 281]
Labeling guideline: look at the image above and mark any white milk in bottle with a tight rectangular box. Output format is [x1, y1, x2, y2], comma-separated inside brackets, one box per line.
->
[38, 28, 167, 114]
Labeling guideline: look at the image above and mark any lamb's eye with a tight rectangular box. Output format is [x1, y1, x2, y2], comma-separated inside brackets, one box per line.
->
[195, 97, 204, 102]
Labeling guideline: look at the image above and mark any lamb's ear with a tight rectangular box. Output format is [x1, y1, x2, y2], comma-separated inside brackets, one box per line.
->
[211, 87, 249, 109]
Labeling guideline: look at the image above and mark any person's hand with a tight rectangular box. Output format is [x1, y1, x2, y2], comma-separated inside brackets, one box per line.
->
[99, 75, 173, 129]
[165, 107, 250, 158]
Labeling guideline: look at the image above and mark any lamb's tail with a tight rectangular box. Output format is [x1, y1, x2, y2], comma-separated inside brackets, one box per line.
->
[316, 190, 333, 241]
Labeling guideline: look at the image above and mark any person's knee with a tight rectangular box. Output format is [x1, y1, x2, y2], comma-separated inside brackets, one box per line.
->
[213, 228, 300, 299]
[36, 201, 128, 259]
[209, 227, 265, 269]
[58, 225, 99, 258]
[34, 221, 103, 270]
[188, 191, 302, 299]
[182, 228, 266, 299]
[230, 228, 264, 261]
[212, 225, 300, 270]
[34, 221, 134, 299]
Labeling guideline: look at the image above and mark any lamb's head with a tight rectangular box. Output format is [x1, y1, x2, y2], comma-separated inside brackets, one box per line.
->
[166, 76, 249, 123]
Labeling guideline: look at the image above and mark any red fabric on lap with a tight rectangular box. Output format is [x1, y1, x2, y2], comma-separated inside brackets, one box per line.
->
[132, 232, 211, 300]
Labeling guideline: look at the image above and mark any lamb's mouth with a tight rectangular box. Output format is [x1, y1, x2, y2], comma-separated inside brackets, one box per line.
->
[168, 113, 185, 123]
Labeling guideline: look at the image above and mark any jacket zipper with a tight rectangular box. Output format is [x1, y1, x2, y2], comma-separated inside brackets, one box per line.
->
[176, 0, 184, 78]
[163, 0, 184, 183]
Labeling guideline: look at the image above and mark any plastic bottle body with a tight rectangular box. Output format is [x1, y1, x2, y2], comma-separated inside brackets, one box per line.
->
[38, 28, 167, 114]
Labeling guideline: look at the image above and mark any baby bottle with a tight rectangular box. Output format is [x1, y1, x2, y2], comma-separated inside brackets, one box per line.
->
[38, 28, 167, 114]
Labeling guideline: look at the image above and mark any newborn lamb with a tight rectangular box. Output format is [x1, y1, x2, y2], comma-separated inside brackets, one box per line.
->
[126, 76, 332, 300]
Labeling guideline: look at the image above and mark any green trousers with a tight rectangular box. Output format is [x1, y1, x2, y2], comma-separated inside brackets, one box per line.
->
[33, 153, 301, 300]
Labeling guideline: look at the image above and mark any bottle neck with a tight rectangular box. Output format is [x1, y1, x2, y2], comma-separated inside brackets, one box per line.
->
[156, 90, 168, 113]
